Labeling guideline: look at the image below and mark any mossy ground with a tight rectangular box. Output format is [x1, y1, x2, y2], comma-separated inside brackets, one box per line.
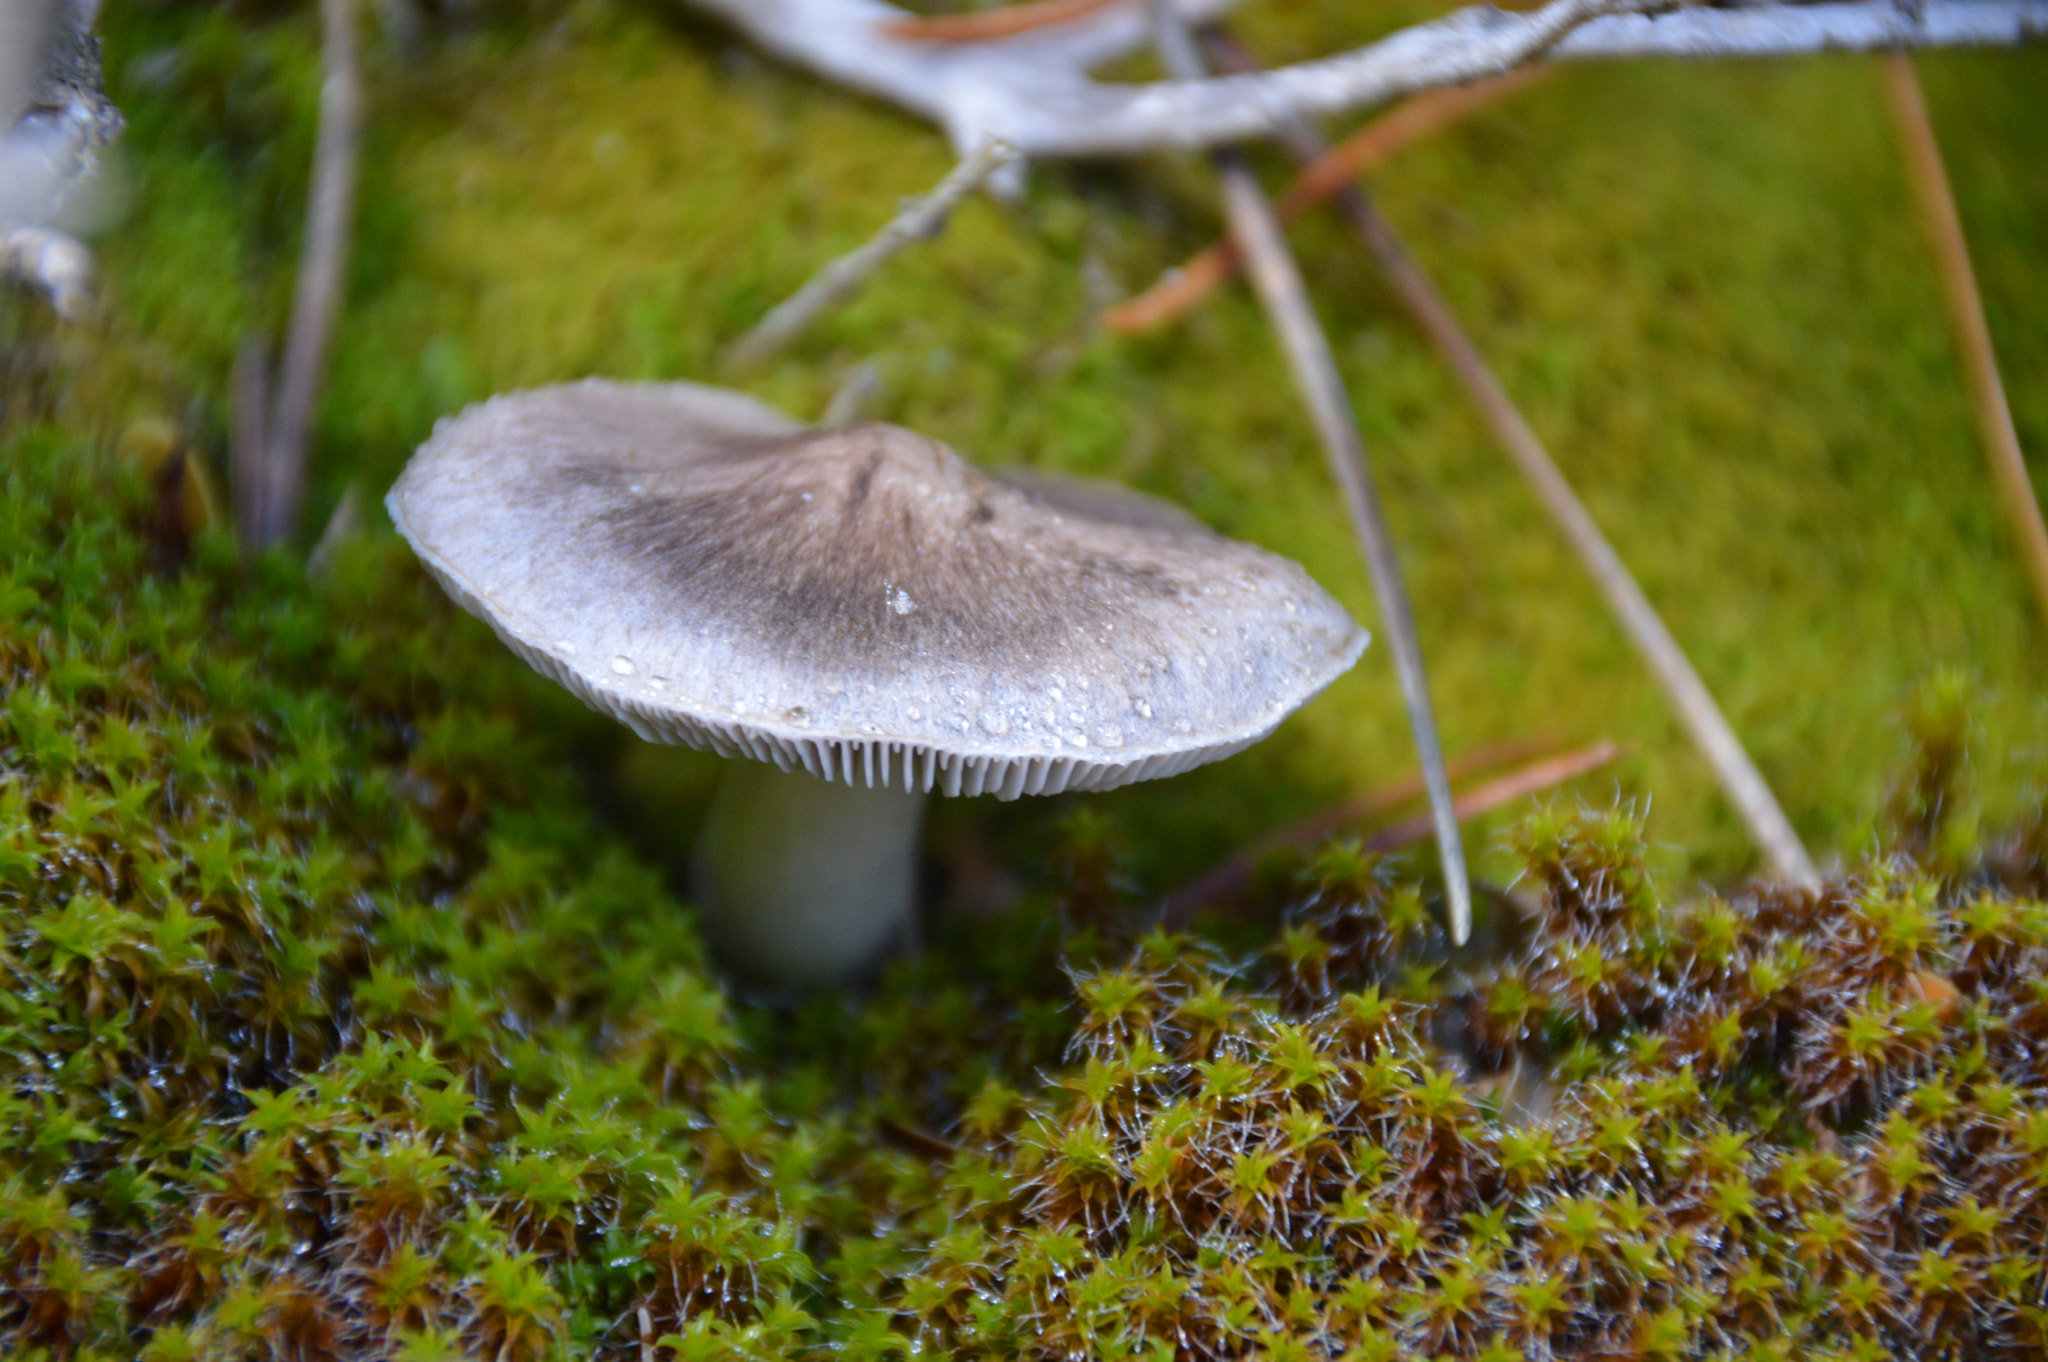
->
[3, 1, 2047, 1357]
[30, 0, 2048, 891]
[5, 438, 2048, 1360]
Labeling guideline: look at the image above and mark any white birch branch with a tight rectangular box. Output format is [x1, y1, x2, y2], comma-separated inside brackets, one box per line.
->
[681, 0, 2047, 160]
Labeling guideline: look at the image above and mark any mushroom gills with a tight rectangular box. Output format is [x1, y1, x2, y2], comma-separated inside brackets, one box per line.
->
[690, 760, 928, 989]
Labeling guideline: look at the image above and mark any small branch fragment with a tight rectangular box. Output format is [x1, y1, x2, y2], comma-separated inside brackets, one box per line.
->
[725, 136, 1020, 371]
[307, 482, 364, 578]
[0, 226, 92, 319]
[1148, 0, 1474, 944]
[822, 361, 882, 425]
[880, 0, 1123, 43]
[1200, 23, 1819, 888]
[246, 0, 362, 550]
[1883, 51, 2048, 632]
[1107, 67, 1544, 333]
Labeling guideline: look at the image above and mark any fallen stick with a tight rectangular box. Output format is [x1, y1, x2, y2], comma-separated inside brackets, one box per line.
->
[1157, 736, 1559, 927]
[880, 0, 1123, 43]
[724, 136, 1020, 371]
[1882, 52, 2048, 633]
[244, 0, 361, 550]
[1148, 0, 1475, 944]
[822, 360, 882, 425]
[1106, 66, 1547, 334]
[1199, 25, 1821, 891]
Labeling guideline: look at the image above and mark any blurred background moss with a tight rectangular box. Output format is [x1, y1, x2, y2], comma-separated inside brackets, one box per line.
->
[13, 0, 2047, 897]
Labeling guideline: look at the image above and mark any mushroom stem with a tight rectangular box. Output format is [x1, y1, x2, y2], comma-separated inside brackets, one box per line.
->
[690, 761, 928, 988]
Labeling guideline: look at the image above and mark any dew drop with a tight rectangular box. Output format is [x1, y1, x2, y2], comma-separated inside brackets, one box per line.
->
[611, 656, 637, 676]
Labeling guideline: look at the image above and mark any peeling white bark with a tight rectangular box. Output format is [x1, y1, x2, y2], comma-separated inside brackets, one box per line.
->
[682, 0, 2048, 159]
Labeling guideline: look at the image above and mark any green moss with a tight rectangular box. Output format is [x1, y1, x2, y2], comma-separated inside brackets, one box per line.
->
[62, 1, 2048, 894]
[5, 430, 2048, 1357]
[6, 1, 2048, 1356]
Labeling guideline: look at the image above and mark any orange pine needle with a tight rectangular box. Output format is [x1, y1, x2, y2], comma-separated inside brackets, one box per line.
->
[879, 0, 1123, 43]
[1107, 65, 1549, 335]
[1157, 738, 1619, 928]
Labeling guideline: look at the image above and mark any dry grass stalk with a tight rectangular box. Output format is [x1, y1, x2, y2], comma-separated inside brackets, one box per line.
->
[239, 0, 361, 550]
[1197, 24, 1820, 890]
[1882, 51, 2048, 632]
[1146, 0, 1474, 943]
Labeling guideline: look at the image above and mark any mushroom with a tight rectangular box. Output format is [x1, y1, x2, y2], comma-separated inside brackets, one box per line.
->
[388, 379, 1367, 987]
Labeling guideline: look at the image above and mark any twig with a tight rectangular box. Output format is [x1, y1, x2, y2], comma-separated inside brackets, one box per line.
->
[1147, 0, 1474, 945]
[1106, 67, 1547, 334]
[1199, 26, 1819, 889]
[246, 0, 361, 550]
[683, 0, 2047, 161]
[1882, 51, 2048, 633]
[881, 0, 1123, 43]
[0, 226, 91, 320]
[822, 361, 881, 425]
[1158, 735, 1558, 927]
[724, 136, 1020, 370]
[307, 481, 364, 578]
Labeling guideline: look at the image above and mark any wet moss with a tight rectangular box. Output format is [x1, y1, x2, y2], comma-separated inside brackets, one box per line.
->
[5, 1, 2048, 1356]
[73, 0, 2048, 891]
[4, 434, 2047, 1358]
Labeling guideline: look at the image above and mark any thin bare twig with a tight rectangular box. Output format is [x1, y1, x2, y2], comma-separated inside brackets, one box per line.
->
[725, 136, 1020, 370]
[822, 361, 881, 425]
[0, 226, 91, 319]
[1158, 736, 1558, 926]
[1107, 66, 1547, 334]
[1883, 51, 2048, 632]
[880, 0, 1122, 43]
[1148, 0, 1474, 944]
[245, 0, 361, 550]
[685, 0, 2047, 162]
[1199, 24, 1819, 888]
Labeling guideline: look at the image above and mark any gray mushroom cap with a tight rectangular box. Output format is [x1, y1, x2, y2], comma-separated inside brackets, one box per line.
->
[388, 378, 1367, 799]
